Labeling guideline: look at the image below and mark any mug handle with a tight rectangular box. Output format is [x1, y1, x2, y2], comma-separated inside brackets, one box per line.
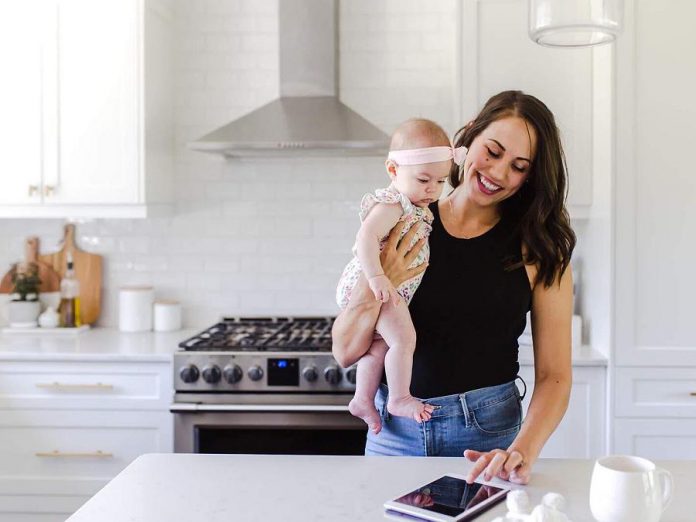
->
[657, 468, 673, 509]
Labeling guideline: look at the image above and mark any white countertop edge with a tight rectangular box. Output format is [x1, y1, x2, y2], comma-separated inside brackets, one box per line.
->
[0, 352, 174, 362]
[0, 327, 196, 362]
[0, 328, 608, 366]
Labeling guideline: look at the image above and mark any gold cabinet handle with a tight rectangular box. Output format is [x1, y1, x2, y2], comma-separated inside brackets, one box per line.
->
[28, 185, 39, 197]
[35, 382, 114, 390]
[43, 184, 56, 197]
[691, 392, 696, 397]
[35, 450, 113, 458]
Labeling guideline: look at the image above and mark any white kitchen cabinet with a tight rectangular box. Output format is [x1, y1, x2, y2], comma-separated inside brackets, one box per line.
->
[613, 368, 696, 458]
[458, 0, 593, 216]
[613, 419, 696, 459]
[614, 0, 696, 367]
[612, 0, 696, 457]
[615, 367, 696, 418]
[0, 2, 52, 207]
[518, 364, 606, 459]
[0, 0, 173, 219]
[0, 359, 172, 521]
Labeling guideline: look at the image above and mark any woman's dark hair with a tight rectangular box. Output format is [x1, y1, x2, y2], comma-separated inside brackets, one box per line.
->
[449, 90, 576, 288]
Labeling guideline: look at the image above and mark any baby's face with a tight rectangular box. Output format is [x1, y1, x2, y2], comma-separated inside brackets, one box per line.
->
[388, 160, 451, 208]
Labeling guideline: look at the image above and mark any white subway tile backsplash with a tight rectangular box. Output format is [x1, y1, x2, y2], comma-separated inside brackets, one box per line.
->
[186, 273, 223, 292]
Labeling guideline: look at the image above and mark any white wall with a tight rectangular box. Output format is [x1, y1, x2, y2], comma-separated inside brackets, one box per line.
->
[0, 0, 460, 327]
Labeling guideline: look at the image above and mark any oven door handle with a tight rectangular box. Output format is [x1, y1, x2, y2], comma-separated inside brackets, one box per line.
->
[170, 403, 351, 413]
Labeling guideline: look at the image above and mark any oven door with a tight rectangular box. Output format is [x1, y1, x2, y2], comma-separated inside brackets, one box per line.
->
[171, 399, 368, 455]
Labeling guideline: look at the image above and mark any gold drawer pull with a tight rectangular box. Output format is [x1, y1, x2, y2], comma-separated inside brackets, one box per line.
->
[691, 392, 696, 397]
[35, 450, 113, 458]
[35, 382, 113, 390]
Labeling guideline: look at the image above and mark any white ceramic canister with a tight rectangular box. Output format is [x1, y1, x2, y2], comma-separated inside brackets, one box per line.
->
[119, 286, 154, 332]
[153, 300, 182, 332]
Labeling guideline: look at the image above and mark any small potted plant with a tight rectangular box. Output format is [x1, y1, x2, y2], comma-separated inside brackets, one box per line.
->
[8, 263, 42, 327]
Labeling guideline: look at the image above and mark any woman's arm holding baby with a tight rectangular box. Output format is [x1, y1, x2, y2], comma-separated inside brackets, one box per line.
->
[332, 221, 427, 368]
[355, 203, 403, 302]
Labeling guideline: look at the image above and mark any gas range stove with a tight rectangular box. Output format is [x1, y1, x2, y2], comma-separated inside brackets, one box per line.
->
[174, 317, 356, 393]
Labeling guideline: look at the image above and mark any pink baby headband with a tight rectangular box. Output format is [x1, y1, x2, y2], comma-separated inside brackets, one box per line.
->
[387, 146, 466, 166]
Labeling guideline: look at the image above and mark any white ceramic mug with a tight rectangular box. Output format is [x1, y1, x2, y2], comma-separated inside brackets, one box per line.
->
[590, 455, 673, 522]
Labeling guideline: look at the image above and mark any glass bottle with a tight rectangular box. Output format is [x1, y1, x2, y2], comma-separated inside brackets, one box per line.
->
[59, 252, 81, 327]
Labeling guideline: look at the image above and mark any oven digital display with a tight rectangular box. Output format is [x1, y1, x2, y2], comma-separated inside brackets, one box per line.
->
[268, 358, 299, 386]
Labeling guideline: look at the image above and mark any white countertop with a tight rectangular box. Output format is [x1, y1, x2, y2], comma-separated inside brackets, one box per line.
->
[0, 327, 197, 362]
[66, 453, 690, 522]
[0, 327, 607, 366]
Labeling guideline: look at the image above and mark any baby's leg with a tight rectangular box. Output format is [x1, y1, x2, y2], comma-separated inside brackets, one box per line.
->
[376, 303, 435, 423]
[348, 337, 387, 434]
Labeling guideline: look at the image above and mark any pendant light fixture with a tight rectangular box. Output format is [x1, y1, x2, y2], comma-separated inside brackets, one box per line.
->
[529, 0, 624, 47]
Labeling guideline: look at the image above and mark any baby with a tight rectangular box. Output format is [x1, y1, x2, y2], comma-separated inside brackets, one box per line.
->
[336, 118, 465, 433]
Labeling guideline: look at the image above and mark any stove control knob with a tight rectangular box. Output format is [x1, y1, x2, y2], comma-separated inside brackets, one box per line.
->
[324, 365, 342, 385]
[346, 366, 357, 385]
[248, 365, 264, 381]
[179, 364, 200, 384]
[223, 364, 243, 384]
[302, 365, 318, 382]
[202, 365, 222, 384]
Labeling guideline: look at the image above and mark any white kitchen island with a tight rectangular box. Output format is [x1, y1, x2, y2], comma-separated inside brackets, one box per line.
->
[66, 453, 692, 522]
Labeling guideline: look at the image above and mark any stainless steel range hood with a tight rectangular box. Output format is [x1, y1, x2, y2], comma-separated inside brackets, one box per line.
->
[189, 0, 389, 157]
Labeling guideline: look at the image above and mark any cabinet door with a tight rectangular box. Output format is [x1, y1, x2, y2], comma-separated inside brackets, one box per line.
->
[614, 1, 696, 365]
[0, 1, 50, 205]
[48, 0, 141, 205]
[518, 365, 606, 458]
[460, 0, 593, 211]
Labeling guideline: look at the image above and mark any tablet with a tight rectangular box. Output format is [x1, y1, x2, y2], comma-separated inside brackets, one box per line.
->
[384, 474, 509, 522]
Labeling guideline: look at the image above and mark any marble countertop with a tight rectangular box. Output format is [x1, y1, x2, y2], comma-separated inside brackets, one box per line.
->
[66, 453, 690, 522]
[0, 327, 607, 366]
[0, 327, 197, 362]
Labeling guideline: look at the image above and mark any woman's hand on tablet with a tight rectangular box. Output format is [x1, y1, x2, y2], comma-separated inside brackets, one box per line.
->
[463, 448, 531, 485]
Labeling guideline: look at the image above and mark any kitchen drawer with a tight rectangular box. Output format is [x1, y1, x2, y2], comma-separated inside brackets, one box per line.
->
[615, 367, 696, 418]
[0, 494, 89, 521]
[614, 418, 696, 459]
[0, 360, 171, 410]
[0, 409, 171, 483]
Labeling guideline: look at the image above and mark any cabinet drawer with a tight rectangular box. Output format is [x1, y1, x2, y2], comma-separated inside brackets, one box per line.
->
[615, 367, 696, 418]
[0, 361, 171, 410]
[0, 409, 171, 482]
[614, 418, 696, 459]
[0, 494, 89, 520]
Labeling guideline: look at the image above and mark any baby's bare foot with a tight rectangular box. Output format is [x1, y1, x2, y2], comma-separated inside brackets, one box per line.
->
[349, 397, 382, 434]
[388, 396, 435, 423]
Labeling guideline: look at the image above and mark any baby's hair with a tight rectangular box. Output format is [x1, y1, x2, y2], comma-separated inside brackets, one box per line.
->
[390, 118, 451, 151]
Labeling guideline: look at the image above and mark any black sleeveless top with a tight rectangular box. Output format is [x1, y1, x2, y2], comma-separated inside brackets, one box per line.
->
[405, 203, 532, 398]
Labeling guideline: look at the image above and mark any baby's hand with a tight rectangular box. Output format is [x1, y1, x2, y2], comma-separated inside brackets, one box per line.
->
[368, 274, 398, 304]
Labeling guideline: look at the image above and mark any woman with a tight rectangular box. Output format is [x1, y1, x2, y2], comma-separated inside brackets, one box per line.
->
[332, 91, 576, 485]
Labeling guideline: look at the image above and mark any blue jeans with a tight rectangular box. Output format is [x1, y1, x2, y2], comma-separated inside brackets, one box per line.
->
[365, 380, 524, 457]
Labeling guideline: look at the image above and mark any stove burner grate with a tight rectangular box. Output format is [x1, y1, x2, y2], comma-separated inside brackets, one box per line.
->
[179, 317, 335, 352]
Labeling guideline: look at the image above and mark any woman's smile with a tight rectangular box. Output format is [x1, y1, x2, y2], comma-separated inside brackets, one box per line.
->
[476, 172, 503, 195]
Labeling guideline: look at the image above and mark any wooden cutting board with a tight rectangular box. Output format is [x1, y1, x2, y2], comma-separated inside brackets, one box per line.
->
[0, 237, 62, 294]
[39, 224, 103, 325]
